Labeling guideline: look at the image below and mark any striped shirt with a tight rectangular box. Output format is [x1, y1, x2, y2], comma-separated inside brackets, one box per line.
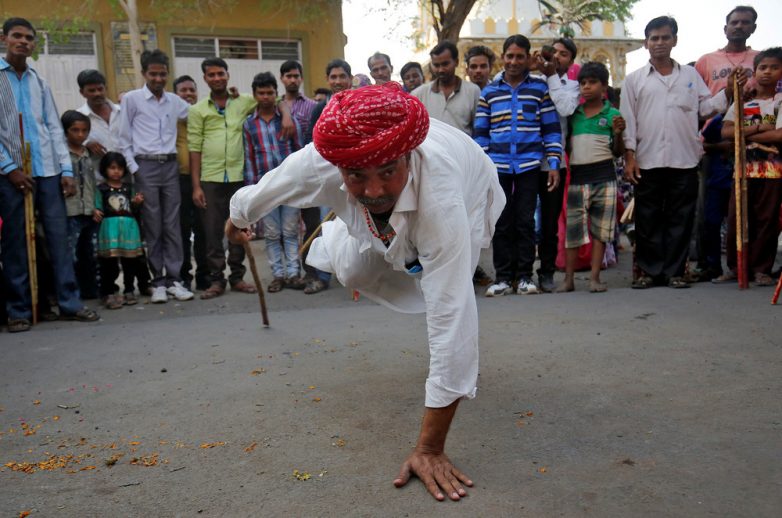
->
[283, 94, 317, 144]
[0, 58, 72, 178]
[242, 109, 303, 185]
[473, 71, 562, 174]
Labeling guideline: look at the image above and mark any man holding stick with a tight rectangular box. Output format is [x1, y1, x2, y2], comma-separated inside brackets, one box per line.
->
[620, 16, 746, 289]
[0, 17, 99, 332]
[227, 83, 504, 501]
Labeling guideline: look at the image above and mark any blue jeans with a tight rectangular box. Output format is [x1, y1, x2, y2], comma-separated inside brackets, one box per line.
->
[67, 215, 99, 299]
[0, 175, 83, 320]
[263, 205, 300, 279]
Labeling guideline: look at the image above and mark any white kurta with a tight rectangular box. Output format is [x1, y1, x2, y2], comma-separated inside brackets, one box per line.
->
[230, 119, 505, 407]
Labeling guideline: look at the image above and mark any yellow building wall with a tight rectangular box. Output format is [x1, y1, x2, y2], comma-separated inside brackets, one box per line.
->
[0, 0, 345, 99]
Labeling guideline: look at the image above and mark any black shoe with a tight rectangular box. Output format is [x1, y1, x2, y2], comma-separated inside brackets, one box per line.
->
[537, 273, 555, 293]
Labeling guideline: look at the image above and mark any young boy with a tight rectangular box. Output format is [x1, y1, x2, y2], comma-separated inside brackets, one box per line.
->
[557, 62, 625, 293]
[242, 72, 303, 293]
[61, 110, 100, 300]
[718, 47, 782, 286]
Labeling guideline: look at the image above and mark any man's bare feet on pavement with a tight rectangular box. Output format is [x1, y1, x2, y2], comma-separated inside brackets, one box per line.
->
[556, 281, 574, 293]
[393, 449, 473, 501]
[590, 280, 607, 293]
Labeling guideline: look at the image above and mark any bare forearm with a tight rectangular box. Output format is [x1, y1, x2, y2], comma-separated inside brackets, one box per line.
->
[416, 399, 460, 454]
[189, 151, 202, 188]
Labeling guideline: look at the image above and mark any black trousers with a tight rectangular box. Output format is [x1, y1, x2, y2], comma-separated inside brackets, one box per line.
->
[199, 181, 246, 287]
[493, 170, 540, 282]
[726, 178, 782, 275]
[537, 168, 565, 276]
[179, 175, 209, 288]
[100, 256, 137, 297]
[635, 168, 698, 279]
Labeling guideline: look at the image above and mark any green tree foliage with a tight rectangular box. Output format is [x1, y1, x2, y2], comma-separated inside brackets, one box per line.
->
[535, 0, 639, 38]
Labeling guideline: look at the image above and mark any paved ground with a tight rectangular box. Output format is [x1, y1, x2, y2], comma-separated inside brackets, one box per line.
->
[1, 243, 780, 517]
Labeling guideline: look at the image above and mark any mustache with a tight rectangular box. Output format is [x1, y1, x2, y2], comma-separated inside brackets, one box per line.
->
[357, 196, 394, 206]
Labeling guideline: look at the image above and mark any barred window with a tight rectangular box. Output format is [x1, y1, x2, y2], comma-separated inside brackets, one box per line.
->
[261, 41, 299, 61]
[45, 33, 95, 55]
[173, 37, 215, 58]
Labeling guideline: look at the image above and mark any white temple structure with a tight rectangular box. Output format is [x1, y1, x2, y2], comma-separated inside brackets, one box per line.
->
[414, 0, 644, 85]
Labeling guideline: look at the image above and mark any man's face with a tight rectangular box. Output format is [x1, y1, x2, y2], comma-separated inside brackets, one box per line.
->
[203, 65, 228, 94]
[66, 120, 90, 147]
[143, 63, 169, 96]
[369, 56, 392, 84]
[430, 50, 457, 83]
[466, 55, 491, 87]
[80, 82, 107, 106]
[1, 25, 35, 60]
[724, 11, 756, 43]
[755, 57, 782, 88]
[327, 67, 352, 93]
[253, 85, 277, 110]
[340, 154, 410, 215]
[579, 77, 606, 103]
[402, 68, 424, 92]
[552, 42, 574, 75]
[175, 80, 197, 105]
[644, 26, 677, 60]
[281, 68, 302, 95]
[503, 44, 529, 81]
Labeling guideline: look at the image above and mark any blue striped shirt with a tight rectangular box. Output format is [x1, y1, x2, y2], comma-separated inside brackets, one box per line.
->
[0, 58, 72, 178]
[473, 72, 562, 174]
[242, 109, 303, 185]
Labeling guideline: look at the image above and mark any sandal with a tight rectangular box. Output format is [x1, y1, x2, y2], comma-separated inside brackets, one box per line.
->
[267, 277, 285, 293]
[200, 283, 225, 300]
[103, 295, 123, 310]
[231, 281, 257, 294]
[631, 275, 653, 289]
[123, 293, 138, 306]
[753, 272, 774, 287]
[8, 318, 31, 333]
[304, 279, 328, 294]
[668, 276, 690, 289]
[285, 276, 306, 290]
[711, 271, 737, 284]
[60, 308, 100, 321]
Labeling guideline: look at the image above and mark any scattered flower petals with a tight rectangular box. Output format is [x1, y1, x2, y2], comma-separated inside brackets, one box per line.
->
[244, 442, 257, 453]
[199, 442, 226, 449]
[293, 469, 311, 481]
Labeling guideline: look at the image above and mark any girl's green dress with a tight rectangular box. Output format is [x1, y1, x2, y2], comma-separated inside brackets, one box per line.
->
[96, 183, 143, 258]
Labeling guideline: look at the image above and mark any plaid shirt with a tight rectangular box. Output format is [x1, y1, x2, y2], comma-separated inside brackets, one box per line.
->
[242, 108, 303, 185]
[285, 94, 317, 144]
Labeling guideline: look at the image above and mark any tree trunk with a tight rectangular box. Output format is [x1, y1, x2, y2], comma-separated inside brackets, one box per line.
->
[118, 0, 143, 88]
[437, 0, 477, 43]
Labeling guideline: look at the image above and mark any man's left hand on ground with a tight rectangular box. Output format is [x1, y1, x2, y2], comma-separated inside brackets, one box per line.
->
[61, 176, 76, 197]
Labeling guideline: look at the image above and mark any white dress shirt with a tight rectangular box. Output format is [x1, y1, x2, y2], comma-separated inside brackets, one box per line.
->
[621, 60, 729, 170]
[230, 119, 505, 408]
[77, 101, 121, 152]
[539, 71, 580, 171]
[118, 84, 189, 173]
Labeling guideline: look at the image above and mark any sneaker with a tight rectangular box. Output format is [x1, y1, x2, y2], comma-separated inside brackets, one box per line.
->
[150, 286, 168, 303]
[167, 281, 194, 301]
[516, 277, 539, 295]
[537, 273, 555, 293]
[485, 281, 513, 297]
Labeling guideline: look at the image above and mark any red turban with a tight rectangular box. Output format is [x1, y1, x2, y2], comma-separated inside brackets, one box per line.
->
[313, 82, 430, 169]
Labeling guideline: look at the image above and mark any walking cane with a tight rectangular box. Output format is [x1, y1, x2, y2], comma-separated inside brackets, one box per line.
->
[19, 114, 38, 324]
[243, 241, 269, 327]
[298, 210, 335, 256]
[733, 75, 749, 290]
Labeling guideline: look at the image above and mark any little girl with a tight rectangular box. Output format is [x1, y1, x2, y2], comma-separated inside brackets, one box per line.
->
[93, 152, 144, 309]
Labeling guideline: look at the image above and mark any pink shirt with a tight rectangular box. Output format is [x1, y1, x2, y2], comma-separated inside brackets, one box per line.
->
[695, 48, 759, 95]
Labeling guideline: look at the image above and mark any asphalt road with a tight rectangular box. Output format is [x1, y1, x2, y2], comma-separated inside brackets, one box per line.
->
[1, 243, 780, 517]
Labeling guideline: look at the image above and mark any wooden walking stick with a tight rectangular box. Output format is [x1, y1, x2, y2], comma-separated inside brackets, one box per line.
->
[19, 114, 38, 324]
[733, 75, 749, 290]
[243, 241, 269, 327]
[298, 210, 335, 256]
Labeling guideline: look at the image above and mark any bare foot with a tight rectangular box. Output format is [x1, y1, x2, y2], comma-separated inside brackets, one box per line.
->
[589, 280, 607, 293]
[556, 282, 574, 293]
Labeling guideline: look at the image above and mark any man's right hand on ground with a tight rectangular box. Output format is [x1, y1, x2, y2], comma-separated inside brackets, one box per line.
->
[7, 169, 34, 192]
